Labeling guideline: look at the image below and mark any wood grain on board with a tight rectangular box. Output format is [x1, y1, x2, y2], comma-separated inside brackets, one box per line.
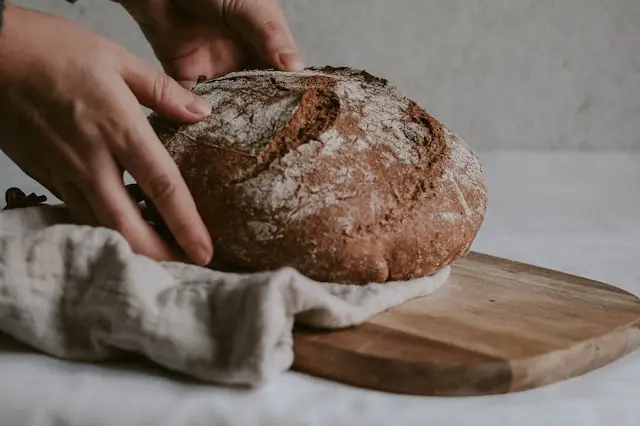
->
[292, 252, 640, 396]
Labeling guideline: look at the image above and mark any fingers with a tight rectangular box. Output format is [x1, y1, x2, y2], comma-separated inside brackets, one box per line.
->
[75, 150, 181, 263]
[120, 52, 212, 122]
[224, 0, 304, 71]
[107, 79, 214, 266]
[56, 181, 97, 226]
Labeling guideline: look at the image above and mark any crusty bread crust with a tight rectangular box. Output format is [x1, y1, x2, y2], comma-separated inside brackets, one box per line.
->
[149, 66, 488, 284]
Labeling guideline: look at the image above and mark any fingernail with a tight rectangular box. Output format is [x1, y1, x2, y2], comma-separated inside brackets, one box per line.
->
[278, 51, 305, 72]
[189, 242, 213, 266]
[186, 97, 212, 117]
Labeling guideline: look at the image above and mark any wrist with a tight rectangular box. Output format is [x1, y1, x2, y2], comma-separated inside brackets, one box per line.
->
[0, 0, 6, 32]
[0, 3, 14, 42]
[0, 3, 15, 41]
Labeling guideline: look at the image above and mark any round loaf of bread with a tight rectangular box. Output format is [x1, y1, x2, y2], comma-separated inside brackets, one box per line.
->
[149, 66, 488, 284]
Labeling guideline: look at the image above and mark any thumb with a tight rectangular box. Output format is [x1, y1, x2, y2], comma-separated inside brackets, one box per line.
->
[224, 0, 305, 72]
[120, 54, 212, 122]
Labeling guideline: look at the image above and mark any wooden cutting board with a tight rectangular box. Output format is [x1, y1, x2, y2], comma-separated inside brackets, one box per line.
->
[292, 252, 640, 396]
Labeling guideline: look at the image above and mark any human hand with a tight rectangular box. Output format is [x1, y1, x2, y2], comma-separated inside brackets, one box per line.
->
[0, 5, 214, 265]
[117, 0, 304, 87]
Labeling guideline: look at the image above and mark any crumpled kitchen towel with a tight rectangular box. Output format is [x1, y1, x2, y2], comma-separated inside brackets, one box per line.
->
[0, 204, 450, 387]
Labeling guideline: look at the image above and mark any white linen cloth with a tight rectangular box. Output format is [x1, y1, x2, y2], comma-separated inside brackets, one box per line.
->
[0, 203, 449, 387]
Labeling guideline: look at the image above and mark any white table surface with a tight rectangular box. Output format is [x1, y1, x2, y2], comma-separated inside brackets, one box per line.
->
[0, 150, 639, 426]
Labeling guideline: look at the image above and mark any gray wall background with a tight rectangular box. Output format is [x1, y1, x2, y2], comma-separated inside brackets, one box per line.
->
[12, 0, 640, 150]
